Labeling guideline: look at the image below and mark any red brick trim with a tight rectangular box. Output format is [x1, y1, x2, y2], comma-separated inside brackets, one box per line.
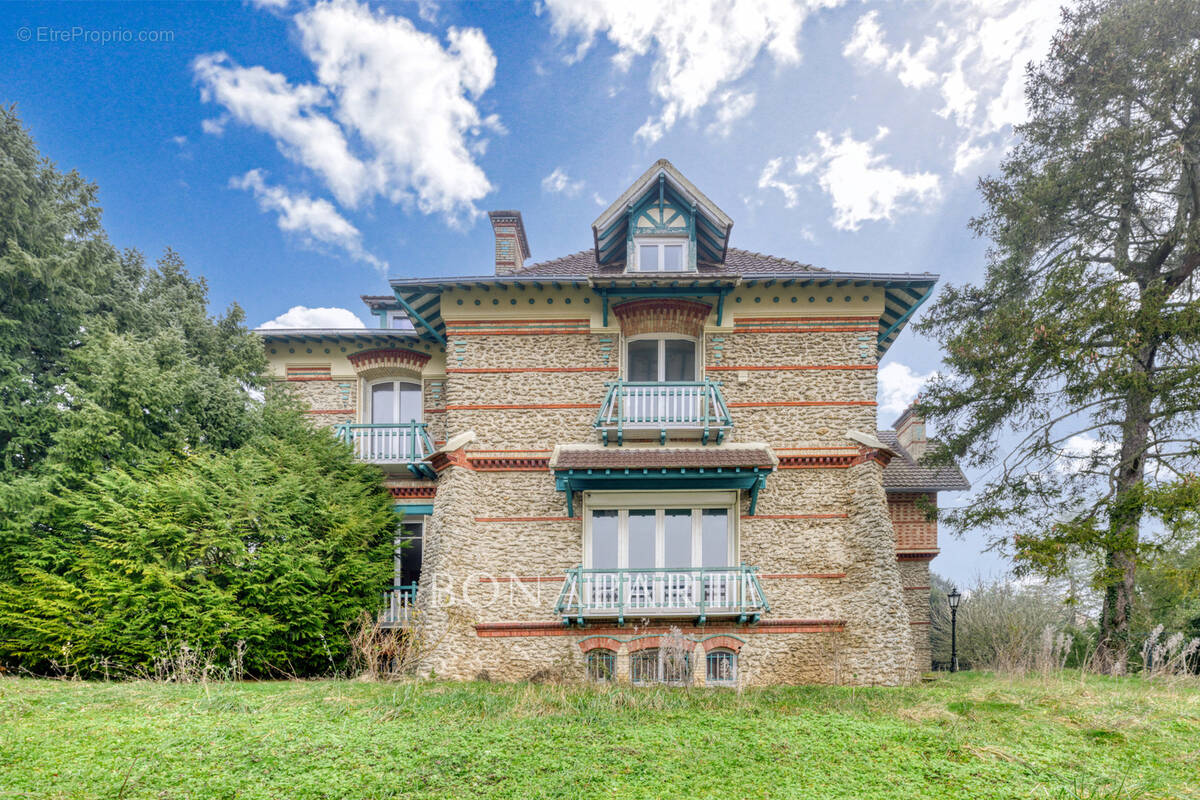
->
[389, 486, 436, 499]
[578, 637, 622, 653]
[707, 364, 876, 371]
[477, 576, 566, 583]
[733, 316, 878, 323]
[761, 573, 846, 579]
[304, 408, 355, 415]
[347, 347, 431, 377]
[731, 326, 876, 334]
[285, 376, 333, 382]
[473, 619, 844, 638]
[447, 367, 617, 374]
[425, 408, 448, 414]
[700, 635, 744, 653]
[446, 329, 592, 336]
[611, 298, 712, 338]
[448, 318, 592, 326]
[777, 454, 858, 469]
[853, 447, 894, 467]
[475, 516, 578, 522]
[903, 586, 931, 591]
[727, 400, 876, 408]
[626, 636, 661, 652]
[447, 403, 600, 411]
[741, 513, 848, 520]
[466, 456, 551, 471]
[897, 551, 939, 561]
[428, 448, 469, 473]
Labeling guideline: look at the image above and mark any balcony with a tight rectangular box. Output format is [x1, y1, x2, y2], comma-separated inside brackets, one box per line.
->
[380, 584, 416, 628]
[334, 421, 437, 477]
[555, 565, 769, 625]
[594, 380, 733, 445]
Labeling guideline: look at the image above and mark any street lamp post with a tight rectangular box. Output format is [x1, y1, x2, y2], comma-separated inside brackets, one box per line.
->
[947, 587, 961, 673]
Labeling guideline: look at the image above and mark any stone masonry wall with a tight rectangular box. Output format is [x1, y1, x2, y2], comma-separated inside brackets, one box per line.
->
[899, 559, 932, 670]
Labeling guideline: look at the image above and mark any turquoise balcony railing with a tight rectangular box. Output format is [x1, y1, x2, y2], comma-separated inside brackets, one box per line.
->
[334, 422, 436, 477]
[554, 565, 769, 626]
[380, 583, 417, 628]
[594, 380, 733, 445]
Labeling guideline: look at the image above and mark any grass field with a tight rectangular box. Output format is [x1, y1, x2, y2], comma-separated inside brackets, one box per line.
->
[1, 672, 1197, 799]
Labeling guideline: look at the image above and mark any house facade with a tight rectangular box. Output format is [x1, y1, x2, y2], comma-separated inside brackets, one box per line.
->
[257, 161, 968, 687]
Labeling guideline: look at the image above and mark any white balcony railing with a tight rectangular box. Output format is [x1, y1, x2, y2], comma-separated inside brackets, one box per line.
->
[555, 565, 769, 625]
[334, 422, 436, 476]
[380, 585, 416, 628]
[594, 380, 733, 445]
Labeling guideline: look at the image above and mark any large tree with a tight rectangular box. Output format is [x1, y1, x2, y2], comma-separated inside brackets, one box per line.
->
[918, 0, 1200, 672]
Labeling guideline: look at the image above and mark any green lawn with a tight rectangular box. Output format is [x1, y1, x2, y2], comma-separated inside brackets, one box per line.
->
[1, 673, 1197, 799]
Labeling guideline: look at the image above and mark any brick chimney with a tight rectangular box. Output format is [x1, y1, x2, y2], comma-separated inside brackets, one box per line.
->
[488, 210, 530, 275]
[894, 402, 927, 460]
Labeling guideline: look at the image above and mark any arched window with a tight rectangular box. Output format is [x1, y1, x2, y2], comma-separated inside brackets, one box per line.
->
[586, 649, 616, 682]
[630, 647, 693, 686]
[706, 649, 737, 685]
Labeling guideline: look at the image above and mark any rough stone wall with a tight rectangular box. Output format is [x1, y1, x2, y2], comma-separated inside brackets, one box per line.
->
[899, 560, 932, 670]
[836, 458, 916, 684]
[282, 378, 356, 429]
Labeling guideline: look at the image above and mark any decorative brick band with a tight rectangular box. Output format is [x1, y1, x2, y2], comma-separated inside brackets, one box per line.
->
[728, 400, 876, 408]
[473, 619, 845, 638]
[777, 454, 859, 469]
[626, 636, 661, 653]
[304, 408, 355, 415]
[897, 551, 939, 561]
[389, 486, 437, 499]
[853, 447, 894, 468]
[474, 516, 579, 522]
[761, 573, 847, 579]
[742, 513, 848, 520]
[578, 636, 622, 653]
[732, 317, 877, 334]
[707, 364, 876, 371]
[447, 367, 617, 374]
[701, 635, 745, 653]
[611, 298, 712, 339]
[347, 347, 431, 381]
[447, 403, 600, 411]
[467, 456, 551, 471]
[477, 576, 566, 583]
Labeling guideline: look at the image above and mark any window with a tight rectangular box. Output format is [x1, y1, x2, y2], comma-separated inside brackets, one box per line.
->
[394, 520, 423, 596]
[630, 648, 693, 685]
[586, 502, 733, 572]
[370, 380, 422, 424]
[634, 239, 688, 272]
[626, 336, 697, 382]
[706, 649, 736, 685]
[586, 649, 616, 682]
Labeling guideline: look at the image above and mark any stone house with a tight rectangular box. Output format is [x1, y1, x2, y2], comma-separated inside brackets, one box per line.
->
[257, 160, 968, 687]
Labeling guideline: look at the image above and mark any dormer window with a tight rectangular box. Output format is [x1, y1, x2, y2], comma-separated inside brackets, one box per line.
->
[386, 311, 415, 330]
[635, 238, 689, 272]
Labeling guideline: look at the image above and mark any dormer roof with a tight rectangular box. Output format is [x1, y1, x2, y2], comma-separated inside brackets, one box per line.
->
[590, 159, 734, 268]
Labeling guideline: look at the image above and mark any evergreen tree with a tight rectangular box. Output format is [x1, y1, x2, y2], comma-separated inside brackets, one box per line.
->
[918, 0, 1200, 672]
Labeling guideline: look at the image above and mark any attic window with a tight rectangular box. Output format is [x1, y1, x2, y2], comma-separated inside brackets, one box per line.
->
[634, 239, 689, 272]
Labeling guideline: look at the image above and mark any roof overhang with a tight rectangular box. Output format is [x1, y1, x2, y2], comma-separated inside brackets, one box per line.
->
[389, 271, 937, 357]
[253, 328, 421, 345]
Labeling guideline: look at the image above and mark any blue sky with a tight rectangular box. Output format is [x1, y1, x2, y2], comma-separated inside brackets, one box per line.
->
[0, 0, 1065, 583]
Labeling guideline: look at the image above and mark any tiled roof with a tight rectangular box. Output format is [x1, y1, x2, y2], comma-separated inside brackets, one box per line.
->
[877, 430, 971, 492]
[510, 247, 825, 278]
[550, 444, 777, 471]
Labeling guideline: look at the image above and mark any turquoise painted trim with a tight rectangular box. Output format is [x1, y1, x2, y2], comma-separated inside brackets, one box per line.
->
[877, 286, 932, 348]
[391, 291, 446, 345]
[392, 503, 434, 516]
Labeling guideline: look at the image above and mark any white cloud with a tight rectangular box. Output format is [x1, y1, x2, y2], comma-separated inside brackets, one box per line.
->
[200, 116, 228, 136]
[1055, 434, 1118, 475]
[878, 362, 935, 419]
[592, 191, 607, 207]
[761, 128, 941, 230]
[258, 305, 367, 329]
[541, 167, 584, 196]
[541, 0, 842, 144]
[231, 169, 385, 272]
[705, 89, 756, 138]
[249, 0, 290, 9]
[195, 0, 499, 225]
[843, 1, 1059, 173]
